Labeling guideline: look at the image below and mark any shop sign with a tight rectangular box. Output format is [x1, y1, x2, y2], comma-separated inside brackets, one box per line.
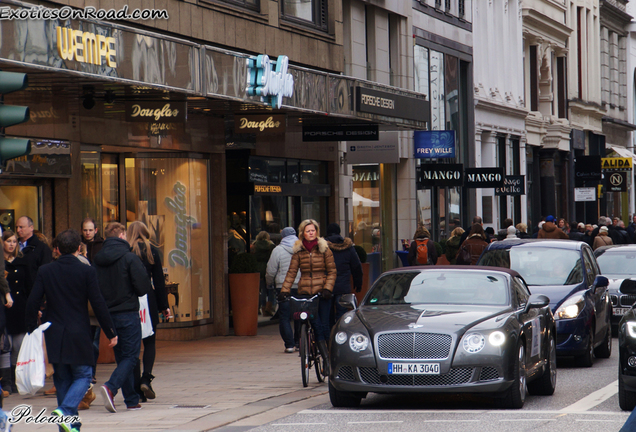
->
[346, 131, 399, 164]
[464, 168, 505, 188]
[3, 139, 71, 177]
[495, 176, 525, 196]
[165, 181, 196, 269]
[414, 130, 455, 159]
[607, 172, 627, 192]
[601, 157, 633, 171]
[57, 26, 117, 67]
[302, 124, 378, 142]
[356, 87, 429, 122]
[28, 104, 68, 125]
[235, 115, 286, 134]
[254, 185, 282, 194]
[253, 183, 331, 197]
[417, 164, 463, 188]
[246, 54, 295, 109]
[574, 187, 596, 202]
[571, 129, 586, 150]
[575, 156, 602, 181]
[125, 102, 186, 122]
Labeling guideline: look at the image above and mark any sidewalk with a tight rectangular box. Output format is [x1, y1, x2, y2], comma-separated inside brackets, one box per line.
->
[7, 325, 328, 431]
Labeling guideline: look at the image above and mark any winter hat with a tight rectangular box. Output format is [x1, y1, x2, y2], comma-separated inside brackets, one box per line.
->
[600, 226, 609, 233]
[327, 223, 341, 236]
[281, 227, 296, 238]
[577, 222, 585, 229]
[545, 215, 556, 223]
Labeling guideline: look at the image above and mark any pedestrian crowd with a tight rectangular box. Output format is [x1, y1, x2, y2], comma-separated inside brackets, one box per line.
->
[0, 216, 171, 432]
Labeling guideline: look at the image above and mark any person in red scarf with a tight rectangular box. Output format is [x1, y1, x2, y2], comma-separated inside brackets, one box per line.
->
[279, 219, 337, 374]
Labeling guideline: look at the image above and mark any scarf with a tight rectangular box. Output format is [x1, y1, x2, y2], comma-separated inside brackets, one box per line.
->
[302, 239, 318, 252]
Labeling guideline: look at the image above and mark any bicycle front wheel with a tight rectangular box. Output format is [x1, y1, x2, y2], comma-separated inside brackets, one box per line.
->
[300, 322, 310, 387]
[311, 330, 325, 383]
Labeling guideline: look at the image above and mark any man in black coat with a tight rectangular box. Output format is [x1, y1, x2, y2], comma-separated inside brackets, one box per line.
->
[325, 223, 363, 324]
[93, 222, 151, 413]
[25, 229, 117, 431]
[16, 215, 52, 287]
[81, 217, 105, 264]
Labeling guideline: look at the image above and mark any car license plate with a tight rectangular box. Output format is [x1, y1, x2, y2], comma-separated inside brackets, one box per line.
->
[614, 307, 630, 316]
[388, 363, 440, 375]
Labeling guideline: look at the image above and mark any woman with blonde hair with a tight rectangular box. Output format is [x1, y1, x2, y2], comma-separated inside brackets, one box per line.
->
[279, 219, 336, 374]
[445, 227, 465, 264]
[127, 221, 171, 402]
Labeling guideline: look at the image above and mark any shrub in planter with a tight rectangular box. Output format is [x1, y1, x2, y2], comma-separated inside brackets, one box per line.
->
[229, 252, 258, 274]
[228, 252, 259, 336]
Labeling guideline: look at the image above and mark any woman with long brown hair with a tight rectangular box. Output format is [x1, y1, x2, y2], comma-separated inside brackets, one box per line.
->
[279, 219, 336, 374]
[127, 221, 170, 402]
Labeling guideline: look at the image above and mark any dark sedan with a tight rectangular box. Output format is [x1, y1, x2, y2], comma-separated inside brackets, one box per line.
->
[328, 266, 557, 409]
[593, 245, 636, 335]
[617, 280, 636, 410]
[478, 239, 611, 366]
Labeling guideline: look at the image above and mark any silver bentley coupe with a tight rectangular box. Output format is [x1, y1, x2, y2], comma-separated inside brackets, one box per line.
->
[328, 266, 557, 409]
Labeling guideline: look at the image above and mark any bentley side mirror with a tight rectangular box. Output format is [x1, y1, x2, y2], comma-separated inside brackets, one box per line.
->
[339, 293, 358, 310]
[594, 275, 609, 288]
[525, 294, 550, 312]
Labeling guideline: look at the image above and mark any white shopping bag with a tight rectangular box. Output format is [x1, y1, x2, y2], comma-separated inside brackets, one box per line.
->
[16, 322, 51, 395]
[139, 294, 154, 339]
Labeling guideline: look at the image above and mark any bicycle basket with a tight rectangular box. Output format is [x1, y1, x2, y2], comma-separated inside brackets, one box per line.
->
[290, 296, 320, 318]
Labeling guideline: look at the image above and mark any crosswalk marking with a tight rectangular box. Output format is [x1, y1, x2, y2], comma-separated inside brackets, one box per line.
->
[559, 380, 618, 413]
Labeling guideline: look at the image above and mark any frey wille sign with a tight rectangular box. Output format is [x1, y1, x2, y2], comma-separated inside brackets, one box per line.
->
[235, 115, 286, 134]
[125, 102, 186, 122]
[417, 164, 463, 187]
[495, 176, 526, 196]
[464, 167, 505, 188]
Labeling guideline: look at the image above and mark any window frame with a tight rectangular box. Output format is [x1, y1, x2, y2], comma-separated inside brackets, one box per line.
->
[220, 0, 260, 12]
[281, 0, 328, 31]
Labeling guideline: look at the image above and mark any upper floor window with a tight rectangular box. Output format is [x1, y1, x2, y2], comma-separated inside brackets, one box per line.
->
[223, 0, 259, 12]
[282, 0, 328, 31]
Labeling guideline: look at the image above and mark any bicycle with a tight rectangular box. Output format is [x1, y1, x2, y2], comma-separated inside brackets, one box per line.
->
[290, 294, 326, 387]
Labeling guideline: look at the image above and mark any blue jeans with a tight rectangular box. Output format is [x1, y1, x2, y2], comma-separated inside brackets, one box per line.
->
[278, 289, 298, 348]
[91, 326, 101, 378]
[105, 312, 141, 407]
[52, 363, 92, 430]
[311, 297, 332, 342]
[333, 294, 348, 324]
[621, 407, 636, 431]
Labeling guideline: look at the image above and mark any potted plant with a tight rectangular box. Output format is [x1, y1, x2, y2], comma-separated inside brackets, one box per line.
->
[228, 252, 260, 336]
[353, 245, 371, 303]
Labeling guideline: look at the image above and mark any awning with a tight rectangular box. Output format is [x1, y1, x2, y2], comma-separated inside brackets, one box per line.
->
[606, 144, 636, 164]
[352, 191, 379, 207]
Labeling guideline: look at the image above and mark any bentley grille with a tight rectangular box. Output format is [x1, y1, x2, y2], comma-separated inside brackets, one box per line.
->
[619, 295, 636, 308]
[377, 332, 452, 360]
[359, 366, 473, 386]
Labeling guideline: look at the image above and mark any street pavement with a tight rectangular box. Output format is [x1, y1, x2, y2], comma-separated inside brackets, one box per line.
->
[5, 324, 328, 431]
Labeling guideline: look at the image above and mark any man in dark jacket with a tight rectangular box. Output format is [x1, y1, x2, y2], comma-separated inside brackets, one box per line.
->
[325, 223, 363, 324]
[16, 215, 52, 287]
[81, 217, 105, 263]
[26, 229, 117, 431]
[93, 222, 151, 413]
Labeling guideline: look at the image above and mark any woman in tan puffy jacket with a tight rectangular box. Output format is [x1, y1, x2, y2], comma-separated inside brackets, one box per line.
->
[280, 219, 336, 374]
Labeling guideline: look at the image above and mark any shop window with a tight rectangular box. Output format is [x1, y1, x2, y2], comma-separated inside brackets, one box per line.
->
[0, 186, 39, 233]
[300, 160, 324, 184]
[102, 154, 120, 230]
[352, 165, 381, 253]
[288, 160, 300, 183]
[250, 195, 288, 243]
[125, 157, 210, 323]
[81, 150, 102, 230]
[282, 0, 328, 31]
[414, 45, 429, 102]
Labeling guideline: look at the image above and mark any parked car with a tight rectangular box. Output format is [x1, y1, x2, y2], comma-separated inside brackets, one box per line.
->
[478, 239, 611, 367]
[593, 245, 636, 336]
[618, 279, 636, 410]
[328, 266, 557, 409]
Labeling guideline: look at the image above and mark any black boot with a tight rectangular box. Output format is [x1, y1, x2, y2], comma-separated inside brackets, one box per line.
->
[133, 359, 146, 403]
[140, 373, 156, 400]
[317, 340, 330, 377]
[10, 366, 17, 394]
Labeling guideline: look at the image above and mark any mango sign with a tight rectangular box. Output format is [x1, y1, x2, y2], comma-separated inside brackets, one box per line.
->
[601, 157, 632, 171]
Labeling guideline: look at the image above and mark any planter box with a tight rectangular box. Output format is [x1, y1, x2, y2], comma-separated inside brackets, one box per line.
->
[229, 272, 260, 336]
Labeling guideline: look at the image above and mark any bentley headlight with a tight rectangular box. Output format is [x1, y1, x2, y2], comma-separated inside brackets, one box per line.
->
[488, 331, 506, 347]
[627, 322, 636, 338]
[335, 331, 348, 345]
[349, 333, 369, 352]
[555, 294, 585, 319]
[463, 332, 485, 354]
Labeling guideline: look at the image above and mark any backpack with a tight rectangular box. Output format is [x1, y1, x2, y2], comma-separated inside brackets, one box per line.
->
[456, 245, 471, 265]
[415, 239, 430, 265]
